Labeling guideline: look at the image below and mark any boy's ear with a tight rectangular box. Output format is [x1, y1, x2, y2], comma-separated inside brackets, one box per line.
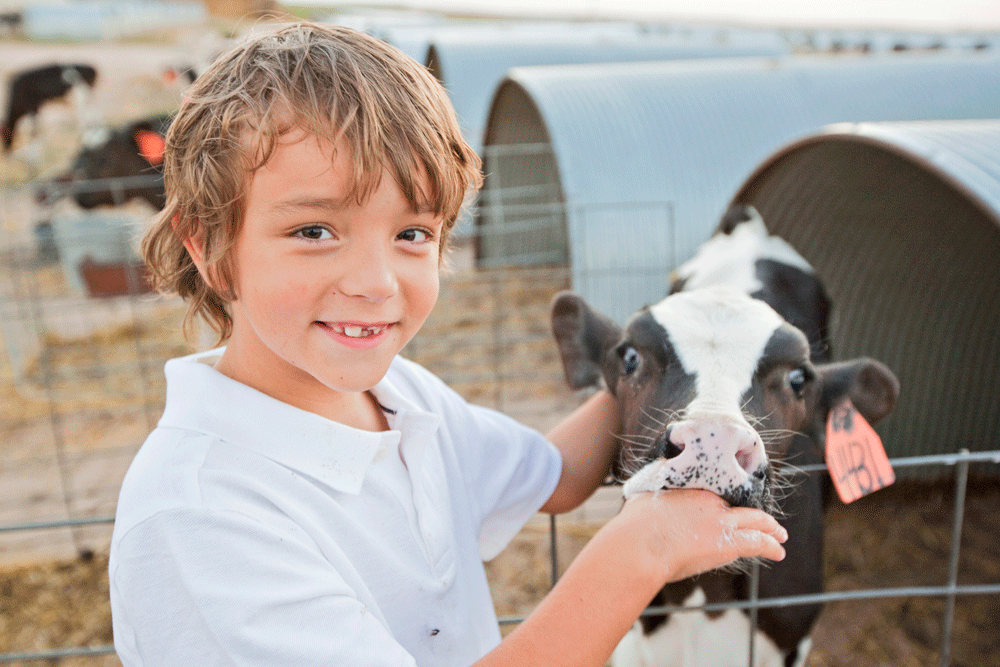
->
[172, 215, 234, 298]
[173, 215, 212, 283]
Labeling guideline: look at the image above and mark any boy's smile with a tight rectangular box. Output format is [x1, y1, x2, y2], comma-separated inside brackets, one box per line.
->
[208, 130, 442, 427]
[323, 322, 391, 346]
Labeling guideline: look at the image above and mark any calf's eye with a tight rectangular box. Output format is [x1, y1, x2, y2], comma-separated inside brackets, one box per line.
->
[622, 347, 640, 375]
[788, 367, 808, 395]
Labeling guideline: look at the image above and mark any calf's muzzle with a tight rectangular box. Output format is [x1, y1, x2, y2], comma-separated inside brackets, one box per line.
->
[624, 415, 770, 510]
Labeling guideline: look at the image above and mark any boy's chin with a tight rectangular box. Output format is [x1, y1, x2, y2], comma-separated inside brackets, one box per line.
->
[319, 361, 394, 395]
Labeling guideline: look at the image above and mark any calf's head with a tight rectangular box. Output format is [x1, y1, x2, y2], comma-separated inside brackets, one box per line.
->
[36, 116, 169, 210]
[552, 286, 899, 510]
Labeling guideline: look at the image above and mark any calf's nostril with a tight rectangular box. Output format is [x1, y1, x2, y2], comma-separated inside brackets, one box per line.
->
[736, 449, 753, 472]
[658, 425, 685, 460]
[664, 441, 684, 459]
[736, 447, 754, 473]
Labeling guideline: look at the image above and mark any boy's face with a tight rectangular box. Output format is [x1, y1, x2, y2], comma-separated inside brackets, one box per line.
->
[211, 130, 442, 416]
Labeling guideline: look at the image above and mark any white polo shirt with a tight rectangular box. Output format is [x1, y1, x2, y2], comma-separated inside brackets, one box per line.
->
[109, 349, 562, 667]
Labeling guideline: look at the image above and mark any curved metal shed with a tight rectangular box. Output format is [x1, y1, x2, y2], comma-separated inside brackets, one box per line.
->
[479, 51, 1000, 325]
[731, 119, 1000, 468]
[423, 25, 789, 154]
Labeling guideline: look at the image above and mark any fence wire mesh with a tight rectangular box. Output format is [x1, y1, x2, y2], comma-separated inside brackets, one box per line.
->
[2, 171, 998, 666]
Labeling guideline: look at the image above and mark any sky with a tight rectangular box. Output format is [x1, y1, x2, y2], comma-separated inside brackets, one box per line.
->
[317, 0, 1000, 31]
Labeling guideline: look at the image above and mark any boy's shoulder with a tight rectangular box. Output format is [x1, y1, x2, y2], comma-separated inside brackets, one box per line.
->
[113, 425, 222, 537]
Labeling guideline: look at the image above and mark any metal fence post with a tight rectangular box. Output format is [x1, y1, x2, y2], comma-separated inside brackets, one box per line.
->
[938, 449, 970, 667]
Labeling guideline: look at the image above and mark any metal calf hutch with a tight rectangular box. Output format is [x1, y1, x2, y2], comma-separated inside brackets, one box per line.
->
[731, 119, 1000, 469]
[422, 23, 789, 155]
[479, 50, 1000, 326]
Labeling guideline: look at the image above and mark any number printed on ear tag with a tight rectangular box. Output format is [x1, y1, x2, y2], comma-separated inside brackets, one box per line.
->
[825, 398, 895, 504]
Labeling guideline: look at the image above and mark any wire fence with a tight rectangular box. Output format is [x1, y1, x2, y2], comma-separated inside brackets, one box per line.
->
[502, 450, 1000, 665]
[2, 174, 998, 665]
[1, 450, 997, 664]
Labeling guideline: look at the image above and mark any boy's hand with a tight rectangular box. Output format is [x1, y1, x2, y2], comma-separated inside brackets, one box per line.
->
[482, 487, 787, 667]
[619, 488, 788, 583]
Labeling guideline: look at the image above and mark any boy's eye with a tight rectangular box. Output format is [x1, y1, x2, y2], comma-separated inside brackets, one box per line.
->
[296, 225, 332, 241]
[398, 228, 433, 243]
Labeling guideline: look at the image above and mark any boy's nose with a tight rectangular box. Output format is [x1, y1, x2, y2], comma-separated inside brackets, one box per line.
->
[337, 242, 398, 302]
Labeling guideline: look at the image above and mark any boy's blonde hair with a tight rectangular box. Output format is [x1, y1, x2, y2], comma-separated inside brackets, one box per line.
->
[142, 21, 483, 343]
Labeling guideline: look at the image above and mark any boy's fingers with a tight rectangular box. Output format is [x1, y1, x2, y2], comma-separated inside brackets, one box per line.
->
[730, 529, 787, 562]
[727, 508, 788, 543]
[719, 508, 788, 562]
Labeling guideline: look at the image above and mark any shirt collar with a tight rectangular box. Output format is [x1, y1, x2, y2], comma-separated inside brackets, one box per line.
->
[157, 348, 439, 495]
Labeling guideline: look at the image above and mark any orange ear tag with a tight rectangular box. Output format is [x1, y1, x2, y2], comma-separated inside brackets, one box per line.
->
[825, 398, 895, 503]
[135, 130, 166, 165]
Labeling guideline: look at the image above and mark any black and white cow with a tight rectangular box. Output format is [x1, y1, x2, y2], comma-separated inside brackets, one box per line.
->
[550, 205, 899, 667]
[2, 63, 98, 152]
[35, 114, 170, 210]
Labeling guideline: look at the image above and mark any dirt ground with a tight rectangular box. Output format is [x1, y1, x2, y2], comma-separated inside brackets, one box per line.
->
[1, 18, 998, 667]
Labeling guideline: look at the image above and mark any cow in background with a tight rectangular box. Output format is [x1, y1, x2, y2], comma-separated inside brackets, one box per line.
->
[162, 64, 200, 87]
[0, 10, 22, 37]
[36, 114, 170, 210]
[550, 205, 899, 667]
[2, 63, 98, 152]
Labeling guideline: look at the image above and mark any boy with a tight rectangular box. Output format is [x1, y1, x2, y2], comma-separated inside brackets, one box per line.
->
[110, 22, 786, 667]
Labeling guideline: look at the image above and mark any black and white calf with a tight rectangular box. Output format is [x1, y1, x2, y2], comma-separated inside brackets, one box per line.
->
[2, 63, 98, 152]
[550, 205, 899, 667]
[36, 114, 170, 210]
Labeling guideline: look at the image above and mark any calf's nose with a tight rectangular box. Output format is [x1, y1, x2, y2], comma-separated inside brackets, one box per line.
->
[624, 417, 768, 500]
[668, 419, 767, 478]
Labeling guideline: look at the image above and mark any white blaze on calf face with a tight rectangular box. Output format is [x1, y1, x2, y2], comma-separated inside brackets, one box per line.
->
[623, 287, 784, 504]
[674, 210, 814, 294]
[651, 287, 784, 418]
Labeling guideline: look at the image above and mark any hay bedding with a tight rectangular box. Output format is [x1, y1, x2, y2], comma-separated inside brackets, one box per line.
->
[0, 552, 116, 667]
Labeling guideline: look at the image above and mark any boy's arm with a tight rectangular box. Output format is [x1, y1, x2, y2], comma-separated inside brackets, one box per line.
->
[541, 390, 620, 514]
[476, 488, 788, 667]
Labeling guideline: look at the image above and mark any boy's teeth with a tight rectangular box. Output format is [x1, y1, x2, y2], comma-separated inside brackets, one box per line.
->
[340, 325, 384, 338]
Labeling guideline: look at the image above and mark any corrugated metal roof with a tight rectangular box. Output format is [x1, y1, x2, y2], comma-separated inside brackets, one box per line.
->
[729, 119, 1000, 469]
[481, 51, 1000, 324]
[425, 26, 789, 154]
[819, 119, 1000, 217]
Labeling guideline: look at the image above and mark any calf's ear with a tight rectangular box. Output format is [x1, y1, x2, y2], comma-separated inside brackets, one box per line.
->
[551, 291, 622, 391]
[820, 358, 900, 425]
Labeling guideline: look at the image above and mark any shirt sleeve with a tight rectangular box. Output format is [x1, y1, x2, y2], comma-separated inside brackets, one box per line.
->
[458, 402, 562, 561]
[110, 507, 418, 667]
[394, 359, 562, 561]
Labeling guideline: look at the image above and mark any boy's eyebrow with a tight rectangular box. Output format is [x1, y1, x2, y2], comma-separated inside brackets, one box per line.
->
[270, 196, 350, 214]
[270, 195, 438, 216]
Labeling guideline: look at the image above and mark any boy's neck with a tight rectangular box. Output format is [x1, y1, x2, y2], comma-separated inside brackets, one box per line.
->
[212, 350, 390, 432]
